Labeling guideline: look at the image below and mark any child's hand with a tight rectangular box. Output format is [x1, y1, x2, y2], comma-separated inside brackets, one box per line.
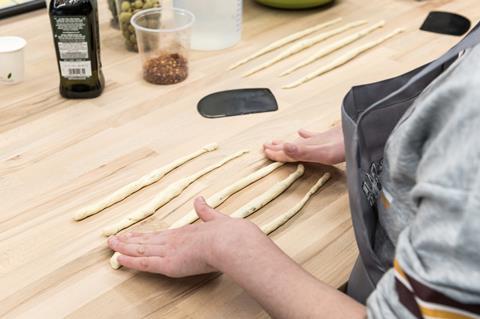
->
[263, 127, 345, 165]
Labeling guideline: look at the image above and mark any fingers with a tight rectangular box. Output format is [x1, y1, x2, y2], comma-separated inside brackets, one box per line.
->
[117, 255, 168, 274]
[298, 129, 316, 138]
[115, 231, 169, 245]
[108, 236, 166, 257]
[194, 197, 225, 222]
[263, 148, 294, 162]
[283, 143, 338, 164]
[263, 143, 284, 151]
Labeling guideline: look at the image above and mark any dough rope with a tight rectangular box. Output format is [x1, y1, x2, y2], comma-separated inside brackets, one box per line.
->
[260, 173, 330, 234]
[283, 28, 405, 89]
[230, 164, 304, 219]
[228, 18, 342, 70]
[73, 143, 218, 221]
[243, 20, 368, 77]
[280, 20, 385, 77]
[103, 150, 249, 237]
[169, 162, 284, 229]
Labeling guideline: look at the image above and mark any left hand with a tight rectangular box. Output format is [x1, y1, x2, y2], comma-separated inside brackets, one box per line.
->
[107, 197, 258, 277]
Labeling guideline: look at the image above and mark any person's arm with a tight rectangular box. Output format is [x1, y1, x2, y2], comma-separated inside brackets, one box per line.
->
[108, 197, 365, 319]
[263, 126, 345, 165]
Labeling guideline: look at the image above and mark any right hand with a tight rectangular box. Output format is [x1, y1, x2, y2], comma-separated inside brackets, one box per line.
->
[263, 126, 345, 165]
[107, 197, 264, 277]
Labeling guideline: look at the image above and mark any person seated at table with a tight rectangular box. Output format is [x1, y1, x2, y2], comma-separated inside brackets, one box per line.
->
[108, 44, 480, 318]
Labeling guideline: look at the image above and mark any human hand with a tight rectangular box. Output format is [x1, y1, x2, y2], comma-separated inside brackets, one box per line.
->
[263, 126, 345, 165]
[107, 197, 259, 277]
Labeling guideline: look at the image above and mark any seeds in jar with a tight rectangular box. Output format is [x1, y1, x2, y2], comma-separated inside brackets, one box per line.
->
[143, 53, 188, 85]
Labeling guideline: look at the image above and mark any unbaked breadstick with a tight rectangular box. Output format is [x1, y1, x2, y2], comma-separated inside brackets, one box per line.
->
[260, 172, 330, 234]
[283, 28, 405, 89]
[103, 150, 249, 237]
[229, 18, 342, 70]
[230, 164, 304, 219]
[111, 252, 122, 269]
[280, 20, 385, 77]
[169, 162, 285, 229]
[243, 20, 368, 77]
[73, 143, 218, 221]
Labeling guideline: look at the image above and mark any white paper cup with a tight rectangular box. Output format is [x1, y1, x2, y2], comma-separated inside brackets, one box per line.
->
[0, 36, 27, 85]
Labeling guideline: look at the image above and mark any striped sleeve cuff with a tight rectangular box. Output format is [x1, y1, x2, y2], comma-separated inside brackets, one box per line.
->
[394, 259, 480, 319]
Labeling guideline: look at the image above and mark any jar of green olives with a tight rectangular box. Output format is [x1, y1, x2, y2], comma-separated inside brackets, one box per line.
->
[117, 0, 159, 51]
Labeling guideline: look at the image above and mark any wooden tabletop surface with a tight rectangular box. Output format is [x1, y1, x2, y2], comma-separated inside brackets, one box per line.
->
[1, 0, 478, 317]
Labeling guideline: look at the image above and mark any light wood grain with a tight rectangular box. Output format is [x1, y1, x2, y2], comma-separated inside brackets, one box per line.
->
[1, 0, 478, 318]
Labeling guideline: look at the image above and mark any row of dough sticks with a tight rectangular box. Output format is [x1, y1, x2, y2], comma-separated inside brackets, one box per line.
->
[229, 17, 405, 88]
[73, 143, 331, 269]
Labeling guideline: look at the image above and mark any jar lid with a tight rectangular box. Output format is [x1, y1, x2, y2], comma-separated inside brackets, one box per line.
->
[0, 36, 27, 53]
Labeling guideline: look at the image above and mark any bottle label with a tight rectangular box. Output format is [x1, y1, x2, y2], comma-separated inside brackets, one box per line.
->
[52, 16, 92, 80]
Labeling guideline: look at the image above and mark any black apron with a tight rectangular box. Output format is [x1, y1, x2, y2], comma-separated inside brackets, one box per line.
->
[341, 22, 480, 303]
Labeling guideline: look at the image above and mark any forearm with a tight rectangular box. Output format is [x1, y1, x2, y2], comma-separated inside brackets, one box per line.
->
[211, 223, 365, 319]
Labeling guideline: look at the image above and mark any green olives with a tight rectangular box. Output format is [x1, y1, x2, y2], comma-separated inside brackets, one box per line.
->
[120, 1, 130, 11]
[119, 12, 131, 23]
[117, 0, 159, 52]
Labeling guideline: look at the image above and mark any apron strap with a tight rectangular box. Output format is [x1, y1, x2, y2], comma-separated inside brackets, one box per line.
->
[358, 22, 480, 125]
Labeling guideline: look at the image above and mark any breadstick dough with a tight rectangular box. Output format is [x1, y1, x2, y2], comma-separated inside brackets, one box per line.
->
[110, 252, 121, 269]
[103, 150, 249, 237]
[228, 18, 342, 70]
[243, 20, 368, 77]
[283, 28, 405, 89]
[170, 162, 285, 229]
[231, 164, 304, 219]
[73, 143, 218, 221]
[261, 173, 330, 234]
[280, 21, 385, 76]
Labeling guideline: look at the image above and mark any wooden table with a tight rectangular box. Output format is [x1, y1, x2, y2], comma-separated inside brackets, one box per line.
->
[1, 0, 478, 317]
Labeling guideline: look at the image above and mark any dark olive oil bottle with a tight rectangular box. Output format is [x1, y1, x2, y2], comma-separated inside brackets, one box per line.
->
[49, 0, 104, 98]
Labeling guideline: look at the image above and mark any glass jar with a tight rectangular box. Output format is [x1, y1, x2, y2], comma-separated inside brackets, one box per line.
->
[107, 0, 119, 28]
[116, 0, 160, 51]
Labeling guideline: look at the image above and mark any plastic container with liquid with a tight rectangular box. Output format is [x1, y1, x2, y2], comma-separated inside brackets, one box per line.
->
[173, 0, 242, 51]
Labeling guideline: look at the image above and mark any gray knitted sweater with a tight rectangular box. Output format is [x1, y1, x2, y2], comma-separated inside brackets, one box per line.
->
[367, 44, 480, 317]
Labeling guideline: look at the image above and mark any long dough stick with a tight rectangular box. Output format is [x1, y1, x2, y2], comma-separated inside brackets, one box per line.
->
[103, 150, 249, 237]
[229, 18, 342, 70]
[73, 143, 218, 221]
[243, 20, 368, 77]
[283, 28, 405, 89]
[230, 164, 304, 219]
[169, 162, 285, 229]
[280, 21, 385, 77]
[260, 173, 330, 234]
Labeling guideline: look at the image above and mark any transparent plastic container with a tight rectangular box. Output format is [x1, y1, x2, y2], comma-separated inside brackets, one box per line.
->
[173, 0, 242, 51]
[131, 8, 194, 85]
